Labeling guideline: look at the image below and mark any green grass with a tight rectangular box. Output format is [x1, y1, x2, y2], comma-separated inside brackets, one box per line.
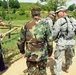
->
[0, 20, 25, 64]
[1, 32, 24, 65]
[19, 2, 40, 11]
[3, 20, 28, 28]
[0, 2, 76, 20]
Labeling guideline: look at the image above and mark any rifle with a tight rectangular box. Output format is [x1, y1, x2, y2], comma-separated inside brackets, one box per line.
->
[0, 27, 18, 40]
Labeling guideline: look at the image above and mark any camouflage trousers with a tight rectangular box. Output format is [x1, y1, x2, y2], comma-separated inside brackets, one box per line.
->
[53, 45, 75, 75]
[26, 59, 47, 75]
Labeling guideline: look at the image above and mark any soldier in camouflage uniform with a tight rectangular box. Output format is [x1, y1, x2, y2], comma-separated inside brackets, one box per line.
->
[52, 6, 76, 75]
[45, 11, 55, 29]
[17, 7, 53, 75]
[44, 11, 55, 56]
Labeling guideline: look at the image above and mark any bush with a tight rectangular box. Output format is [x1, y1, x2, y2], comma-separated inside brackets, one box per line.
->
[12, 8, 17, 14]
[19, 8, 25, 15]
[5, 14, 17, 20]
[25, 12, 30, 18]
[2, 10, 6, 19]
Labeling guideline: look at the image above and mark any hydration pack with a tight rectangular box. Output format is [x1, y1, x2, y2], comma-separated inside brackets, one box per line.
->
[58, 15, 75, 39]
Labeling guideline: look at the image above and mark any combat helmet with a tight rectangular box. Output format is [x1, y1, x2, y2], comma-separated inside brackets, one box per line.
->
[56, 6, 67, 13]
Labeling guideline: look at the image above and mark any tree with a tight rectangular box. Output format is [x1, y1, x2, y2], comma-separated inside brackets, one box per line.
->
[42, 0, 71, 11]
[2, 8, 6, 19]
[9, 0, 14, 8]
[13, 0, 20, 8]
[68, 4, 76, 11]
[0, 0, 2, 6]
[9, 0, 20, 9]
[2, 0, 8, 9]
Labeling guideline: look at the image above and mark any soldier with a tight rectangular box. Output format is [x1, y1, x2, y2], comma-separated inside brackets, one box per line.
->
[52, 6, 76, 75]
[44, 11, 55, 54]
[17, 7, 53, 75]
[45, 11, 55, 29]
[0, 17, 8, 71]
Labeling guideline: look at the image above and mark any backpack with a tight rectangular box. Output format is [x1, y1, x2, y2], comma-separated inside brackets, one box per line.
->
[57, 15, 75, 39]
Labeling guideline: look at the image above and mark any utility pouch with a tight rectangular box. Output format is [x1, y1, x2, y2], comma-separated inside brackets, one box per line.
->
[54, 50, 61, 59]
[70, 49, 75, 57]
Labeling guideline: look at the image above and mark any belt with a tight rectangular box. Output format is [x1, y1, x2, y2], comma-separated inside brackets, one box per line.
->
[26, 41, 45, 45]
[66, 37, 73, 40]
[59, 36, 73, 40]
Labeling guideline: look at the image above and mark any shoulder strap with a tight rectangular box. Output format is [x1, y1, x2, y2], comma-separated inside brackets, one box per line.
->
[61, 17, 67, 26]
[63, 17, 68, 34]
[63, 16, 74, 30]
[57, 16, 70, 39]
[67, 16, 74, 27]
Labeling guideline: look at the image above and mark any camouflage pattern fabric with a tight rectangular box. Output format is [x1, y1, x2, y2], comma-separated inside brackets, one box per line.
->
[65, 45, 75, 68]
[44, 17, 53, 29]
[52, 15, 76, 75]
[18, 18, 52, 62]
[43, 16, 54, 52]
[17, 18, 53, 75]
[53, 45, 75, 75]
[26, 59, 47, 75]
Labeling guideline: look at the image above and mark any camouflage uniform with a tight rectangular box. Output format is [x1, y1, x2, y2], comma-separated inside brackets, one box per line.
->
[43, 11, 55, 55]
[52, 6, 76, 75]
[44, 11, 55, 29]
[44, 16, 53, 29]
[17, 7, 53, 75]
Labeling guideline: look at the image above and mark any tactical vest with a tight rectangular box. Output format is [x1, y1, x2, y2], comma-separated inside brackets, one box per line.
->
[58, 16, 75, 39]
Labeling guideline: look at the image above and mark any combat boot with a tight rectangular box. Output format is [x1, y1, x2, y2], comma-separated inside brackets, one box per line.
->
[62, 66, 69, 73]
[65, 68, 69, 73]
[23, 69, 28, 73]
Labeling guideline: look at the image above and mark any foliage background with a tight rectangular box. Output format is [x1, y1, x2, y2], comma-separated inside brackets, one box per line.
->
[0, 1, 76, 20]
